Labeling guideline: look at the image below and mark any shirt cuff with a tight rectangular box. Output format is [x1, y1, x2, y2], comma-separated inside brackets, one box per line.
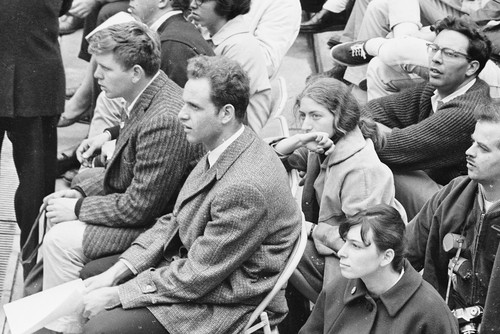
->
[119, 258, 138, 275]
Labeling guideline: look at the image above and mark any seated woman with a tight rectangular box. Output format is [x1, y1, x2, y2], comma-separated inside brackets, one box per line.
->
[299, 204, 458, 333]
[272, 77, 406, 300]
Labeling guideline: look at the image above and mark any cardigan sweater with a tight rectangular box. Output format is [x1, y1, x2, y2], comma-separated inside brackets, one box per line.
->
[363, 79, 491, 184]
[299, 260, 459, 334]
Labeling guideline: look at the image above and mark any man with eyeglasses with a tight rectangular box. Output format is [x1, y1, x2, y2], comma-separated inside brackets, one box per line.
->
[361, 16, 492, 220]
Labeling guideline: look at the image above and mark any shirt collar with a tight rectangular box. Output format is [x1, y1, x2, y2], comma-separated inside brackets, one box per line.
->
[210, 15, 248, 47]
[431, 78, 476, 112]
[149, 10, 182, 32]
[208, 125, 245, 167]
[125, 71, 161, 116]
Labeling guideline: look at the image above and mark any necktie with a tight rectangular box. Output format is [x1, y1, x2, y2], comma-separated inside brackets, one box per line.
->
[120, 103, 128, 129]
[436, 100, 444, 111]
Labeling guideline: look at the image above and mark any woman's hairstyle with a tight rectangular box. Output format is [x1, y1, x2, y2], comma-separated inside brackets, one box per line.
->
[88, 21, 161, 76]
[339, 204, 406, 272]
[433, 16, 491, 74]
[295, 77, 385, 149]
[214, 0, 251, 21]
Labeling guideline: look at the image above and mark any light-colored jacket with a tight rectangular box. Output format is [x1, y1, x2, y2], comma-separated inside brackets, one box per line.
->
[118, 127, 302, 334]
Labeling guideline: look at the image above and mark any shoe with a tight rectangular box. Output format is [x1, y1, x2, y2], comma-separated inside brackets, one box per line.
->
[59, 14, 84, 36]
[305, 63, 348, 84]
[330, 40, 374, 67]
[300, 9, 347, 34]
[58, 105, 91, 127]
[326, 36, 342, 49]
[57, 152, 80, 176]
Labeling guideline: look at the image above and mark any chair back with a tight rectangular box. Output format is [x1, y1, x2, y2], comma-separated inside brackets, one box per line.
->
[244, 219, 308, 333]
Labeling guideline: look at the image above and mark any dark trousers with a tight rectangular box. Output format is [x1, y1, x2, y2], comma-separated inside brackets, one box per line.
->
[0, 116, 58, 278]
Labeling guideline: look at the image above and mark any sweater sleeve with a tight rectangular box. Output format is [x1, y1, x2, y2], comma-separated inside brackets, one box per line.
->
[365, 81, 490, 171]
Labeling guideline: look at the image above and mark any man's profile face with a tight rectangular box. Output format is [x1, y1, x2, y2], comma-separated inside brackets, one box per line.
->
[466, 120, 500, 186]
[178, 78, 224, 151]
[428, 29, 474, 97]
[94, 52, 134, 100]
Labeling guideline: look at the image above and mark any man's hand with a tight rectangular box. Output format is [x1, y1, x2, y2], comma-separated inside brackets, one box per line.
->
[299, 132, 335, 155]
[312, 223, 344, 256]
[77, 132, 111, 167]
[68, 0, 98, 19]
[46, 198, 79, 224]
[83, 286, 120, 319]
[84, 261, 132, 291]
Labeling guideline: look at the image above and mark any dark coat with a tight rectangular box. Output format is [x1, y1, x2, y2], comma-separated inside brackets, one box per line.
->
[0, 0, 71, 117]
[157, 13, 214, 88]
[299, 260, 459, 334]
[407, 176, 500, 333]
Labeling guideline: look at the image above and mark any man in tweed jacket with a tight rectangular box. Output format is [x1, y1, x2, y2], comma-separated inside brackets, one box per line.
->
[363, 16, 492, 219]
[41, 22, 202, 333]
[77, 55, 302, 334]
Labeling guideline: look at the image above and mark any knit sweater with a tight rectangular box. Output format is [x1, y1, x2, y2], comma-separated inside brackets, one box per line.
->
[363, 79, 491, 184]
[75, 72, 204, 259]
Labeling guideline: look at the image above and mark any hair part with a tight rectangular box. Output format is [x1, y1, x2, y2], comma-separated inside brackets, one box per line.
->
[339, 204, 406, 272]
[214, 0, 251, 20]
[88, 21, 161, 76]
[187, 55, 250, 122]
[434, 16, 492, 75]
[295, 77, 385, 149]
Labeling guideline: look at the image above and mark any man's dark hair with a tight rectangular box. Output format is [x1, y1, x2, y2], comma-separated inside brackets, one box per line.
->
[434, 16, 492, 74]
[187, 55, 250, 122]
[214, 0, 251, 21]
[172, 0, 190, 11]
[339, 204, 406, 272]
[88, 21, 161, 76]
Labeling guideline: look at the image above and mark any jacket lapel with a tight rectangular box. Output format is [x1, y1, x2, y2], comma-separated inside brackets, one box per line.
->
[107, 72, 167, 170]
[174, 127, 255, 210]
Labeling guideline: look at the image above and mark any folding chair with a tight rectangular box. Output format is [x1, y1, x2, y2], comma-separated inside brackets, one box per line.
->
[244, 219, 308, 334]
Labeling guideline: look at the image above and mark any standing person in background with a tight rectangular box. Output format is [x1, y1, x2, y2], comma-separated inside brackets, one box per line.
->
[0, 0, 72, 278]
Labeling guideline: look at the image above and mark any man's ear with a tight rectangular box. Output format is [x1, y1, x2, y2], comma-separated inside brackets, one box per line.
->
[219, 104, 235, 124]
[131, 65, 145, 84]
[465, 59, 480, 78]
[158, 0, 169, 9]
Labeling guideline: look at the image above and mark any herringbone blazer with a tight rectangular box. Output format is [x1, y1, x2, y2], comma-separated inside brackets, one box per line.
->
[119, 127, 302, 334]
[75, 72, 204, 259]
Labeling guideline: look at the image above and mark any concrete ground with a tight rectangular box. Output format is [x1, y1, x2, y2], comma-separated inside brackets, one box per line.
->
[0, 21, 345, 333]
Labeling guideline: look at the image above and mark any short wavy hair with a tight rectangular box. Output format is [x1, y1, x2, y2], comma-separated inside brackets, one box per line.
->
[88, 21, 161, 76]
[187, 55, 250, 122]
[434, 16, 492, 75]
[339, 204, 406, 272]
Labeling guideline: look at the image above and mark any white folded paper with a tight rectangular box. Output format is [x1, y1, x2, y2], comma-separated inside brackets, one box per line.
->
[85, 11, 137, 41]
[3, 279, 85, 334]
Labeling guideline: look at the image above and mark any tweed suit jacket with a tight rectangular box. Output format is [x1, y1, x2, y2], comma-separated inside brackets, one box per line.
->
[0, 0, 71, 117]
[75, 72, 204, 259]
[118, 127, 302, 334]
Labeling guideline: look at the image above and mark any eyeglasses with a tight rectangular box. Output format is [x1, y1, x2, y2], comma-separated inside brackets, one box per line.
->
[426, 43, 471, 61]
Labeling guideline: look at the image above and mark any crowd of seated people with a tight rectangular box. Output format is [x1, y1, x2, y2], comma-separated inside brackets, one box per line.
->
[11, 1, 500, 334]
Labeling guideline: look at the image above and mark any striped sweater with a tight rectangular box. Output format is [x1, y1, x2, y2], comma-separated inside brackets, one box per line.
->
[363, 79, 491, 184]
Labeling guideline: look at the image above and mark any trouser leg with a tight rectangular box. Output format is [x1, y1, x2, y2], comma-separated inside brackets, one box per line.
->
[43, 220, 90, 333]
[84, 307, 169, 334]
[7, 116, 58, 278]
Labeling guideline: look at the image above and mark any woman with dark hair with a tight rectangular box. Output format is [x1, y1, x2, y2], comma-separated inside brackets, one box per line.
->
[188, 0, 271, 133]
[299, 204, 458, 333]
[273, 77, 407, 299]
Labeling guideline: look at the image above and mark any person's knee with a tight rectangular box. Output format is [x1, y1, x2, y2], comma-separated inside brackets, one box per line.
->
[43, 221, 82, 254]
